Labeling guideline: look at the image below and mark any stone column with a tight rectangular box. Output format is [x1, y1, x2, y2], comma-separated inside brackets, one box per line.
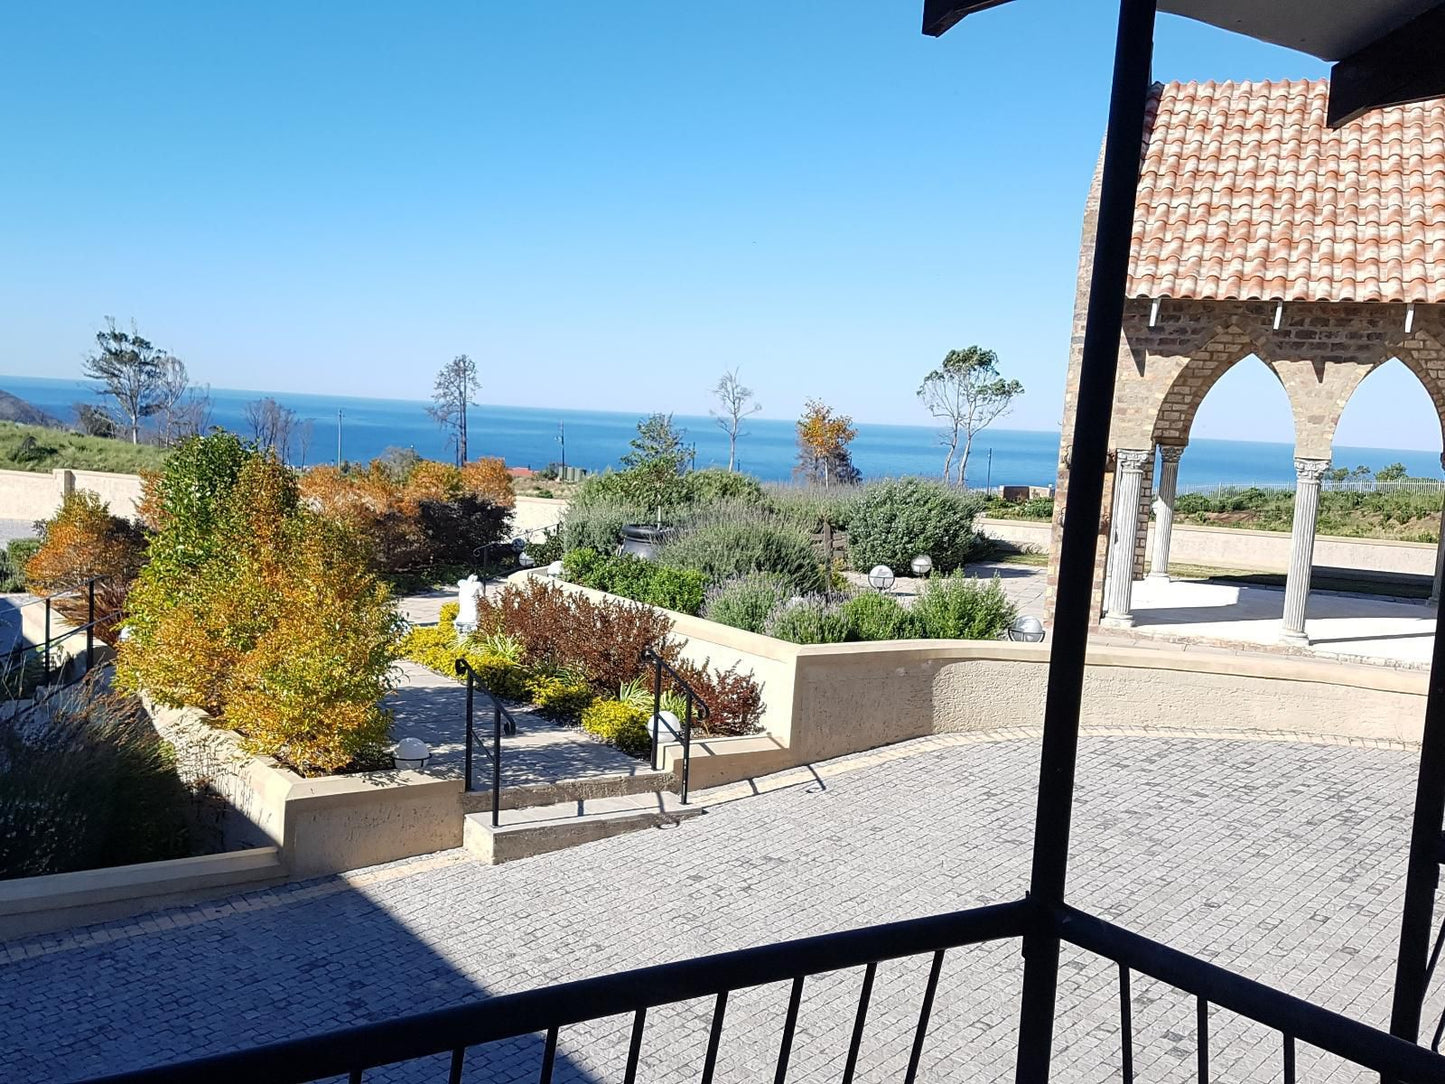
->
[1281, 457, 1330, 645]
[1102, 449, 1151, 629]
[1147, 445, 1184, 581]
[1430, 455, 1445, 607]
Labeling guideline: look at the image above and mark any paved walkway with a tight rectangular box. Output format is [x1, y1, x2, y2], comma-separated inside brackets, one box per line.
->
[0, 733, 1425, 1083]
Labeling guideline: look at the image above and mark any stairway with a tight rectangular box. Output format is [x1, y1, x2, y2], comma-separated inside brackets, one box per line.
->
[462, 769, 704, 864]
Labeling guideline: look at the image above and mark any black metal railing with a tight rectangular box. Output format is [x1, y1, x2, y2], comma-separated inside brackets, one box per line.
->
[640, 644, 710, 805]
[2, 575, 119, 700]
[80, 897, 1445, 1084]
[456, 657, 518, 828]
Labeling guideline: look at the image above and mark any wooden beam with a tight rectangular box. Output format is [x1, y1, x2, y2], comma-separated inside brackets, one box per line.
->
[1328, 1, 1445, 126]
[921, 0, 1015, 38]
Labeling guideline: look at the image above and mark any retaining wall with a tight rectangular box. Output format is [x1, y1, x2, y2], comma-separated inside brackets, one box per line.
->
[0, 468, 146, 524]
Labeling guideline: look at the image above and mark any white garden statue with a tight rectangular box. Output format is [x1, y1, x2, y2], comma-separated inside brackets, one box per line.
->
[454, 574, 483, 636]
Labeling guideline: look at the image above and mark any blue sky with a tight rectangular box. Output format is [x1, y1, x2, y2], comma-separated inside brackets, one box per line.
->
[1, 1, 1434, 449]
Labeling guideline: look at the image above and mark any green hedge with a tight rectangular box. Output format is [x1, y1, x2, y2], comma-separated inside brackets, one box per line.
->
[846, 478, 987, 574]
[561, 548, 707, 615]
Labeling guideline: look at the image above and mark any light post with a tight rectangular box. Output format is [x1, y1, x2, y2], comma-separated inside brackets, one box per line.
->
[392, 737, 431, 771]
[1006, 615, 1046, 642]
[867, 565, 895, 592]
[910, 554, 934, 579]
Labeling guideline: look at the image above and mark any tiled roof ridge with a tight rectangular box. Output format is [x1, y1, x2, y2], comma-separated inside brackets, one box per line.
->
[1126, 77, 1445, 305]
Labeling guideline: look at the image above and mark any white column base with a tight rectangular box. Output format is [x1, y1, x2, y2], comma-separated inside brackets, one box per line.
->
[1280, 628, 1311, 647]
[1146, 570, 1170, 582]
[1100, 612, 1136, 630]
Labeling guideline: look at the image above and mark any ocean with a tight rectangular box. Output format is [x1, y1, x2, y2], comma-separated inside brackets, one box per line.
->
[5, 373, 1442, 489]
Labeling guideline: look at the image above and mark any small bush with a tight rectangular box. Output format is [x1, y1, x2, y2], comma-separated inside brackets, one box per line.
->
[524, 527, 565, 566]
[684, 469, 766, 505]
[26, 490, 147, 644]
[439, 600, 460, 624]
[702, 573, 792, 634]
[467, 653, 531, 701]
[912, 574, 1016, 640]
[847, 478, 986, 575]
[581, 699, 651, 756]
[840, 591, 922, 641]
[673, 659, 766, 736]
[527, 674, 595, 722]
[762, 484, 859, 534]
[561, 548, 706, 615]
[765, 596, 854, 644]
[658, 519, 825, 594]
[0, 538, 40, 592]
[398, 625, 531, 701]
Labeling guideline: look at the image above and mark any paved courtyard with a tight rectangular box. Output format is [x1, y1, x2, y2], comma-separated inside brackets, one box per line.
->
[0, 732, 1430, 1083]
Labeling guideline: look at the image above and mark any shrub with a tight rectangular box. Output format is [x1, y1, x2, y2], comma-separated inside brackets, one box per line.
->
[527, 674, 595, 722]
[460, 457, 516, 509]
[0, 681, 191, 879]
[658, 518, 825, 594]
[136, 432, 250, 569]
[672, 659, 766, 736]
[702, 573, 792, 634]
[762, 484, 859, 534]
[765, 596, 854, 644]
[840, 591, 922, 641]
[684, 468, 766, 505]
[0, 539, 40, 592]
[847, 478, 987, 574]
[524, 526, 565, 566]
[399, 625, 531, 702]
[912, 573, 1016, 640]
[581, 699, 651, 756]
[562, 548, 706, 614]
[121, 442, 401, 774]
[485, 578, 678, 696]
[24, 490, 146, 645]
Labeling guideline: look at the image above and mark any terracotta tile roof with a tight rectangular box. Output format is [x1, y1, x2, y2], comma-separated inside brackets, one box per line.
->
[1127, 79, 1445, 305]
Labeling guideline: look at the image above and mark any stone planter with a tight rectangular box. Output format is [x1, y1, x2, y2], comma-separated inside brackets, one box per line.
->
[619, 524, 672, 560]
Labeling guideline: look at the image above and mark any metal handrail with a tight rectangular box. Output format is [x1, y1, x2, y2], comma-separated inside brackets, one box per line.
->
[640, 644, 710, 805]
[454, 657, 518, 828]
[2, 576, 118, 696]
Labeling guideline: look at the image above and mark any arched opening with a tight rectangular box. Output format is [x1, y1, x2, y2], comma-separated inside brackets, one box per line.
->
[1333, 357, 1445, 478]
[1182, 354, 1297, 487]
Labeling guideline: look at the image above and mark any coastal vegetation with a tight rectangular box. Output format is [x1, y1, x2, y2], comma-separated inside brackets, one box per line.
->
[0, 420, 168, 473]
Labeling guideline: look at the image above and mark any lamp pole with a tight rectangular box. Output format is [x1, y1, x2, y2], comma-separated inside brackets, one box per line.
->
[557, 422, 566, 469]
[336, 409, 343, 468]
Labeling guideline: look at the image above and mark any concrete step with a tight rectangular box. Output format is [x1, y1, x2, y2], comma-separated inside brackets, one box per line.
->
[463, 790, 703, 864]
[459, 768, 675, 815]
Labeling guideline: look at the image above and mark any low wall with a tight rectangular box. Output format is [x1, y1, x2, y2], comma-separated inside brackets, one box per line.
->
[0, 467, 146, 525]
[150, 702, 463, 878]
[513, 495, 567, 536]
[979, 516, 1438, 577]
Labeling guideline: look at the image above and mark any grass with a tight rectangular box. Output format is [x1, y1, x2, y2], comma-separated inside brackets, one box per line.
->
[0, 421, 168, 474]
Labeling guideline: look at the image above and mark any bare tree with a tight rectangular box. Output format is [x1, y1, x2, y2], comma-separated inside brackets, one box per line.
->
[82, 318, 168, 443]
[917, 346, 1024, 487]
[427, 355, 480, 466]
[151, 356, 203, 446]
[710, 368, 762, 471]
[243, 397, 298, 463]
[297, 418, 316, 467]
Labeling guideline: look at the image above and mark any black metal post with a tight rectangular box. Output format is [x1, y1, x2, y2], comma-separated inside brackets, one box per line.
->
[1014, 1, 1156, 1081]
[651, 651, 664, 771]
[1388, 562, 1445, 1049]
[681, 692, 692, 805]
[86, 578, 95, 671]
[463, 668, 474, 792]
[43, 599, 51, 685]
[492, 700, 502, 828]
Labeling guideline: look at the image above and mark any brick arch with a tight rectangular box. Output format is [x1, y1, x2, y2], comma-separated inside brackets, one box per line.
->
[1386, 325, 1445, 452]
[1148, 324, 1286, 447]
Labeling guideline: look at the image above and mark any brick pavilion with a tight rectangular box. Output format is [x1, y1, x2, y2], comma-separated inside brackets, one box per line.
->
[1047, 77, 1445, 644]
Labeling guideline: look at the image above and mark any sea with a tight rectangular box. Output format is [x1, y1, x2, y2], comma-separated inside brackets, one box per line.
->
[5, 373, 1442, 490]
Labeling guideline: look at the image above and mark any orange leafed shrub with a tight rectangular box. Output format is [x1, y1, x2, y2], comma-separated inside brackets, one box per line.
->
[461, 457, 515, 509]
[26, 490, 146, 645]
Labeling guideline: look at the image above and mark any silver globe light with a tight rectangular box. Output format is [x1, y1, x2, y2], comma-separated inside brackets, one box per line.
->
[910, 554, 933, 578]
[867, 565, 895, 592]
[1007, 615, 1046, 642]
[392, 737, 431, 770]
[519, 552, 536, 569]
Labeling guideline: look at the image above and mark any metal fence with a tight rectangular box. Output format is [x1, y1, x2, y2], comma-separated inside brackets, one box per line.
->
[1, 575, 118, 701]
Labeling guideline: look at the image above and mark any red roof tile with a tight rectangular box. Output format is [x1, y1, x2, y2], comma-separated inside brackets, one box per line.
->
[1128, 79, 1445, 304]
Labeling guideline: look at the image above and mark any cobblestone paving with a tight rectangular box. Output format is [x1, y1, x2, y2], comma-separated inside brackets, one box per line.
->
[0, 735, 1427, 1083]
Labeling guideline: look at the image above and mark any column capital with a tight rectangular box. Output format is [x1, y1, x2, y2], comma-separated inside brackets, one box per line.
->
[1293, 457, 1331, 482]
[1158, 445, 1185, 464]
[1115, 448, 1152, 473]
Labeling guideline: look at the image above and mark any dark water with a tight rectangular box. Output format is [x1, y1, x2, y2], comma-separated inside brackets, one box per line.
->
[5, 373, 1442, 488]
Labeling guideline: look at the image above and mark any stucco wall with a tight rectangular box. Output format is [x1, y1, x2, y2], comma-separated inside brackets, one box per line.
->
[512, 495, 567, 537]
[0, 468, 145, 524]
[982, 516, 1436, 577]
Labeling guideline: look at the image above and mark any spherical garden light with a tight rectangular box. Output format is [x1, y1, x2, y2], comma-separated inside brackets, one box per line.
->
[867, 565, 895, 592]
[1006, 615, 1046, 643]
[910, 554, 933, 578]
[392, 737, 431, 771]
[519, 552, 536, 569]
[546, 560, 564, 577]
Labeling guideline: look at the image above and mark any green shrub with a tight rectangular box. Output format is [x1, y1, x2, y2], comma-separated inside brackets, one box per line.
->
[562, 548, 706, 614]
[702, 573, 792, 633]
[658, 519, 825, 594]
[524, 526, 565, 566]
[439, 600, 460, 624]
[847, 478, 987, 574]
[684, 469, 766, 505]
[765, 596, 854, 644]
[762, 483, 860, 534]
[398, 625, 530, 700]
[912, 574, 1016, 640]
[468, 653, 531, 701]
[840, 591, 922, 641]
[527, 674, 595, 722]
[0, 539, 38, 592]
[581, 699, 651, 756]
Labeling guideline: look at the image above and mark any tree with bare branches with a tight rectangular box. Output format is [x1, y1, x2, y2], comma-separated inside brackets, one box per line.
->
[709, 368, 762, 471]
[427, 355, 480, 466]
[243, 397, 298, 462]
[917, 346, 1023, 487]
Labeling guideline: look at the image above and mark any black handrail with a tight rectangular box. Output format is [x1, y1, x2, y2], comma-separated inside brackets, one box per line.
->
[75, 897, 1445, 1084]
[455, 657, 518, 828]
[640, 644, 710, 805]
[2, 575, 118, 697]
